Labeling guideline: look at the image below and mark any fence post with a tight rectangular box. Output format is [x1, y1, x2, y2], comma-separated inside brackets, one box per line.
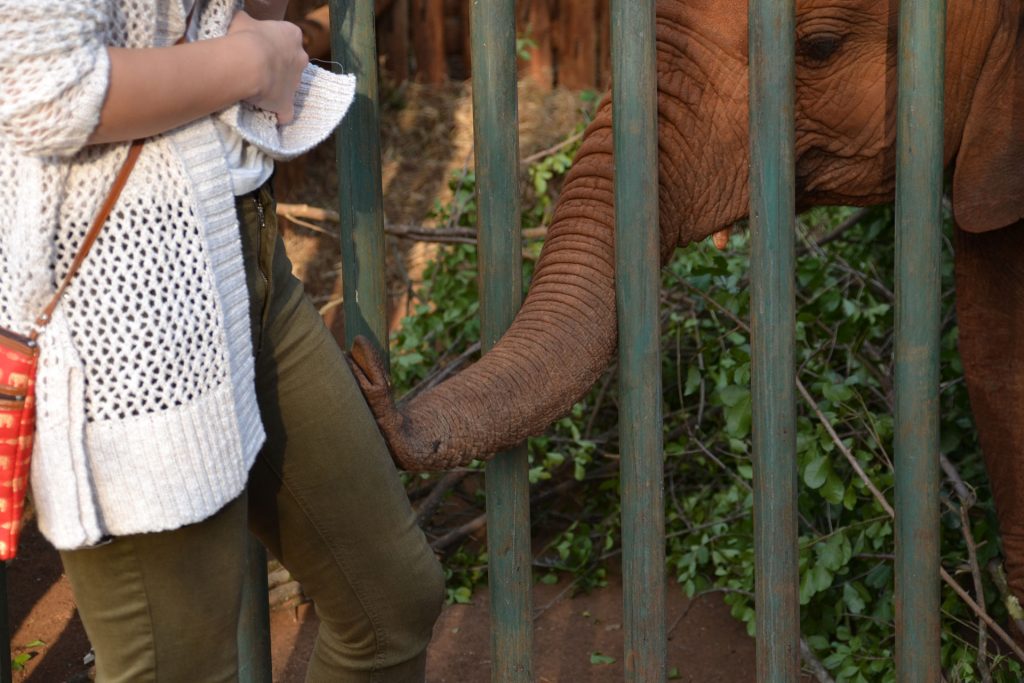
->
[894, 1, 945, 679]
[0, 564, 9, 683]
[748, 0, 800, 680]
[237, 536, 272, 683]
[330, 0, 389, 354]
[610, 0, 666, 680]
[469, 2, 534, 680]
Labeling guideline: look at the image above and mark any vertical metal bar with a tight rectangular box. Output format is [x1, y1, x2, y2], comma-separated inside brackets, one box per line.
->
[331, 0, 389, 353]
[237, 536, 272, 683]
[894, 1, 945, 679]
[469, 2, 533, 681]
[748, 0, 800, 680]
[0, 563, 10, 683]
[610, 0, 665, 680]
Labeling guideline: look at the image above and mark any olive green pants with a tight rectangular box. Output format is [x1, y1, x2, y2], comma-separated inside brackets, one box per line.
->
[59, 186, 444, 682]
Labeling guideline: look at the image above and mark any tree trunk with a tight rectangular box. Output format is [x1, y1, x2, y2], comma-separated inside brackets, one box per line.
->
[554, 0, 597, 90]
[520, 0, 555, 89]
[412, 0, 446, 84]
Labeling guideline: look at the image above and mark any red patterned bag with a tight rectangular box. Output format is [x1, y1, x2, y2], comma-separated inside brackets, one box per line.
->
[0, 330, 37, 559]
[0, 140, 143, 559]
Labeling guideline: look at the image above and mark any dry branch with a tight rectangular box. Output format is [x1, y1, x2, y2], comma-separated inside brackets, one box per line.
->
[431, 512, 487, 551]
[275, 203, 548, 246]
[415, 471, 470, 527]
[800, 638, 837, 683]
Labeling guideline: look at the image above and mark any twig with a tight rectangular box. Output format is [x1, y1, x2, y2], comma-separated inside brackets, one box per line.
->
[798, 379, 1024, 660]
[671, 274, 1022, 659]
[521, 131, 584, 166]
[959, 504, 992, 682]
[987, 560, 1024, 639]
[283, 213, 340, 239]
[275, 203, 548, 244]
[796, 380, 895, 517]
[941, 565, 1024, 661]
[584, 370, 616, 439]
[797, 207, 873, 255]
[940, 453, 976, 508]
[689, 436, 752, 494]
[532, 577, 580, 621]
[800, 638, 837, 683]
[415, 471, 471, 527]
[431, 513, 488, 551]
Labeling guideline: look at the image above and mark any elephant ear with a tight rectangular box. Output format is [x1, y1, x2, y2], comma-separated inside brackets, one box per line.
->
[952, 24, 1024, 233]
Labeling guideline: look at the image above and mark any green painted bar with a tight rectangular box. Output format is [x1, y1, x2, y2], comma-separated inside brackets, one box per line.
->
[748, 0, 800, 680]
[469, 2, 534, 681]
[237, 535, 272, 683]
[610, 1, 666, 681]
[330, 0, 389, 353]
[894, 0, 945, 679]
[0, 564, 9, 683]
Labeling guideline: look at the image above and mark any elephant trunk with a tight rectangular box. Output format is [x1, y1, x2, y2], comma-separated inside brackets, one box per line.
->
[351, 119, 622, 470]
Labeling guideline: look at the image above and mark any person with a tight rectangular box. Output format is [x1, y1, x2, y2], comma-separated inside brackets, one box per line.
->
[0, 1, 444, 681]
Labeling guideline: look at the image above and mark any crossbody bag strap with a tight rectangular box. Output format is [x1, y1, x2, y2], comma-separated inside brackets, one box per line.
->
[30, 3, 200, 339]
[32, 139, 145, 336]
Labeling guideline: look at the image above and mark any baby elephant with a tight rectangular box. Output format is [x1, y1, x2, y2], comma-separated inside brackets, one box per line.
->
[350, 0, 1024, 603]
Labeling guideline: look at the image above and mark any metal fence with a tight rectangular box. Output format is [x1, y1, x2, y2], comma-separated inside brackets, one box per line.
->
[0, 1, 945, 683]
[321, 0, 947, 681]
[0, 2, 947, 682]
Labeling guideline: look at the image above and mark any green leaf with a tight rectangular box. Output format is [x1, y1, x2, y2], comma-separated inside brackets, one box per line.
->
[718, 385, 750, 407]
[449, 586, 472, 604]
[589, 652, 616, 665]
[803, 456, 831, 489]
[843, 582, 867, 615]
[820, 472, 845, 504]
[811, 563, 834, 593]
[685, 366, 701, 396]
[724, 395, 752, 438]
[822, 383, 853, 403]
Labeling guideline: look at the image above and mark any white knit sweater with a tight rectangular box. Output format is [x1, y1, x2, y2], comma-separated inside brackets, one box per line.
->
[0, 0, 355, 549]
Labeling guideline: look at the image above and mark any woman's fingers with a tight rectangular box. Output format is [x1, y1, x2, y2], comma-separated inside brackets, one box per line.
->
[228, 11, 308, 124]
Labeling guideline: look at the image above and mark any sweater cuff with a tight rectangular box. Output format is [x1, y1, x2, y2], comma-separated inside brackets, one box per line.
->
[215, 66, 356, 161]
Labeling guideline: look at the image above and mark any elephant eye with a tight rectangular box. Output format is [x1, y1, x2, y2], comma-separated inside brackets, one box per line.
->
[798, 33, 845, 64]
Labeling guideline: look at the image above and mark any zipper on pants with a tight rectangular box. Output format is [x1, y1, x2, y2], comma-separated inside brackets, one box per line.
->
[253, 193, 271, 354]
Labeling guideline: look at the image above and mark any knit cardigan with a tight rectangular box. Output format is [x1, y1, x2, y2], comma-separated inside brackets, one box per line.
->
[0, 0, 355, 549]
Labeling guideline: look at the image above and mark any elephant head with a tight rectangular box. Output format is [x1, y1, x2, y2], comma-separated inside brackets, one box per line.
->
[349, 0, 1024, 470]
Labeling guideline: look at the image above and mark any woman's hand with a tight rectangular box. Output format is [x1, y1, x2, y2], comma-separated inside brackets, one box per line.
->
[228, 11, 308, 125]
[88, 10, 308, 145]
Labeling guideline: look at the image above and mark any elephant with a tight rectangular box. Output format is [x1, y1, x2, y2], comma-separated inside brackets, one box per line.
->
[348, 0, 1024, 603]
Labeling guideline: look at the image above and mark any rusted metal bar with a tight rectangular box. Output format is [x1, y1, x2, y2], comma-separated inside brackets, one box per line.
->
[748, 0, 800, 680]
[894, 0, 945, 679]
[469, 1, 533, 681]
[611, 0, 666, 680]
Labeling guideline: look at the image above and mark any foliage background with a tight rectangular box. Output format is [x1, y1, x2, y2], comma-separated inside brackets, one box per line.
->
[386, 104, 1021, 681]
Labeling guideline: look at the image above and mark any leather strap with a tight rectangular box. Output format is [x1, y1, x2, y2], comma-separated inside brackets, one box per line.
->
[31, 3, 198, 339]
[33, 139, 144, 336]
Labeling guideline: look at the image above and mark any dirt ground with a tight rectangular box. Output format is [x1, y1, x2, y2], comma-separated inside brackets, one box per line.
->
[7, 519, 765, 682]
[5, 82, 770, 681]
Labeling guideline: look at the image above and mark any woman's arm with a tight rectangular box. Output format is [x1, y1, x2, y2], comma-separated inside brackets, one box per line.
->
[88, 11, 306, 145]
